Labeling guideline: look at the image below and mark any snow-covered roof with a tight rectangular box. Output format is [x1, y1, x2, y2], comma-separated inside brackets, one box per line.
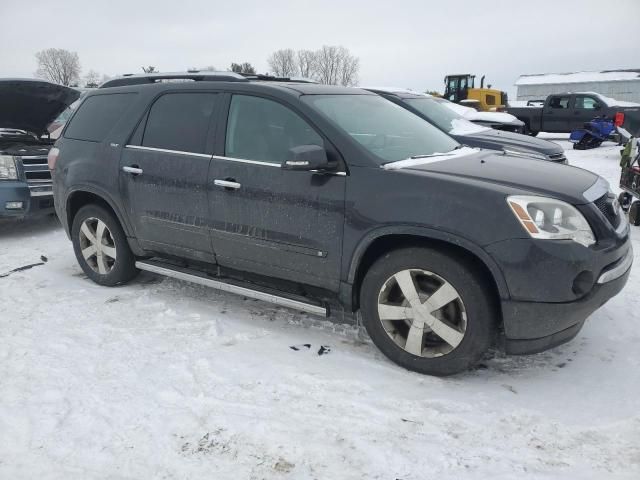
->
[515, 70, 640, 86]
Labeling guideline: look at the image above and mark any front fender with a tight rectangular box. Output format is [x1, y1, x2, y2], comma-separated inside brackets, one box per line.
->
[345, 224, 510, 300]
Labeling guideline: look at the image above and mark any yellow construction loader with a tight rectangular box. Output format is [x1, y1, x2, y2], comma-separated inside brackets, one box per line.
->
[443, 74, 507, 112]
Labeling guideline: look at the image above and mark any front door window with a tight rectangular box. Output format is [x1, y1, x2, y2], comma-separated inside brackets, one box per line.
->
[225, 95, 323, 164]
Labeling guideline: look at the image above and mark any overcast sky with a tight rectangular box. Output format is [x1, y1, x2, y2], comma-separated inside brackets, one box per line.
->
[1, 0, 638, 96]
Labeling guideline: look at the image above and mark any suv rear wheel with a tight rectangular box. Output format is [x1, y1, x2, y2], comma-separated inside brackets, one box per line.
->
[360, 247, 495, 376]
[71, 204, 139, 286]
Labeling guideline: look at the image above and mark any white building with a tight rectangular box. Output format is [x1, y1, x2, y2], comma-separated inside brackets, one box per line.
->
[515, 70, 640, 103]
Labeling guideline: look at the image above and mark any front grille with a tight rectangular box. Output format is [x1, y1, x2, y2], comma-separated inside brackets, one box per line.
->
[21, 157, 48, 165]
[17, 155, 52, 196]
[594, 193, 621, 228]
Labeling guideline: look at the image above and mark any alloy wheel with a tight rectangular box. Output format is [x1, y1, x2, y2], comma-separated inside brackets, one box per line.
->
[78, 217, 117, 275]
[377, 269, 467, 357]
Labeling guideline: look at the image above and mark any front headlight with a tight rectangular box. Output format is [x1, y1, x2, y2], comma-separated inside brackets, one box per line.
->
[0, 155, 18, 180]
[503, 148, 548, 161]
[507, 195, 595, 247]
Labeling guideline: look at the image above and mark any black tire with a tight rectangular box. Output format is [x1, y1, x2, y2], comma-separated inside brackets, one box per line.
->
[360, 247, 496, 376]
[629, 201, 640, 226]
[71, 204, 139, 286]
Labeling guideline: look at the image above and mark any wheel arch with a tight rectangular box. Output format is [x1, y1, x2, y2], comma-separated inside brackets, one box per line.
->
[347, 227, 509, 311]
[65, 186, 133, 239]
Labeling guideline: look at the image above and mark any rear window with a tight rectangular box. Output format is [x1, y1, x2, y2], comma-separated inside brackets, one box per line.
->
[64, 93, 136, 142]
[142, 93, 217, 154]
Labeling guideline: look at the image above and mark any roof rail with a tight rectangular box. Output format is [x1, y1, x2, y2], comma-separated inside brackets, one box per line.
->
[239, 73, 318, 84]
[99, 71, 248, 88]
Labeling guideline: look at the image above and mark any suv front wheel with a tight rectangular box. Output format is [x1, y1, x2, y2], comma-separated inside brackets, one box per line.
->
[71, 204, 139, 286]
[360, 247, 495, 376]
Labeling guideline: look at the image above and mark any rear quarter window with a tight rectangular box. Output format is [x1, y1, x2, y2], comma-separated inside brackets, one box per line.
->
[64, 93, 136, 142]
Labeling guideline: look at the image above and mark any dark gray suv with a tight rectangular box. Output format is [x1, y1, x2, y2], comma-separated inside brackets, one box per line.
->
[51, 72, 632, 376]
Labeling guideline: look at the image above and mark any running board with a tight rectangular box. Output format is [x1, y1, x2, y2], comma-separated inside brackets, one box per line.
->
[135, 260, 328, 317]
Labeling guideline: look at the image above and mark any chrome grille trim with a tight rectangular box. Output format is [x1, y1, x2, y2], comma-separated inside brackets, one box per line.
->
[597, 247, 633, 284]
[16, 155, 53, 194]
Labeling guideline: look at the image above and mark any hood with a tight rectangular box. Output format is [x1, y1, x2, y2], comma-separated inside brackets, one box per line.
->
[457, 128, 563, 156]
[391, 150, 598, 204]
[0, 79, 80, 136]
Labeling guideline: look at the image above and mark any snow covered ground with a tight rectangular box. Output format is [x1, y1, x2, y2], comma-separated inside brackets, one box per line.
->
[1, 136, 639, 479]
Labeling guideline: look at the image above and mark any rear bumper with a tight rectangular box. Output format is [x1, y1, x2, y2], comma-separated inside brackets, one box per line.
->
[0, 181, 54, 218]
[502, 251, 631, 354]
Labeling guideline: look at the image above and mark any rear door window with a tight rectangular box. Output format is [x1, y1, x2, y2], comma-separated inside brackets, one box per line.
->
[64, 93, 136, 142]
[225, 95, 323, 164]
[575, 96, 599, 110]
[142, 93, 217, 154]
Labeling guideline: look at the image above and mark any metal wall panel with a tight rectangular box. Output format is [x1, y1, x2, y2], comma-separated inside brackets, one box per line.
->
[516, 81, 640, 103]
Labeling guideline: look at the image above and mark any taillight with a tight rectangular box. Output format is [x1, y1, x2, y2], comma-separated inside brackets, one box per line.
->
[614, 111, 625, 127]
[47, 147, 59, 170]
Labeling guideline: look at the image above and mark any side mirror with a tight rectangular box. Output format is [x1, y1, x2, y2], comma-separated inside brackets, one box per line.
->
[282, 145, 331, 171]
[594, 104, 602, 110]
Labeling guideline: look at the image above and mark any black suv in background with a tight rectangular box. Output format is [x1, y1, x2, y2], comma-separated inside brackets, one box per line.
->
[51, 73, 632, 376]
[366, 88, 568, 164]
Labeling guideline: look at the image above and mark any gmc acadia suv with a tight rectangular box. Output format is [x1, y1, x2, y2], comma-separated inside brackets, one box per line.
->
[51, 72, 632, 375]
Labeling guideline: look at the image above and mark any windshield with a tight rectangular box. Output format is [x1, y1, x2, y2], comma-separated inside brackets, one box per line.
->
[404, 97, 488, 135]
[302, 94, 459, 164]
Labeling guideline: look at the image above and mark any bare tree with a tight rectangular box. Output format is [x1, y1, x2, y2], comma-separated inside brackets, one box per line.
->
[296, 49, 317, 79]
[34, 48, 81, 86]
[267, 49, 297, 77]
[230, 62, 256, 74]
[142, 66, 157, 73]
[339, 51, 359, 87]
[311, 45, 359, 86]
[241, 62, 256, 74]
[84, 70, 101, 88]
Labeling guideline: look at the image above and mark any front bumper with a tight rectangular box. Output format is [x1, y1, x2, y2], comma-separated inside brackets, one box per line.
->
[502, 263, 630, 354]
[0, 181, 54, 218]
[493, 238, 633, 354]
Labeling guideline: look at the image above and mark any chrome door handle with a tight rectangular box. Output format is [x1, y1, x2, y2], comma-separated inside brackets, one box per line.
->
[214, 179, 241, 190]
[122, 166, 143, 175]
